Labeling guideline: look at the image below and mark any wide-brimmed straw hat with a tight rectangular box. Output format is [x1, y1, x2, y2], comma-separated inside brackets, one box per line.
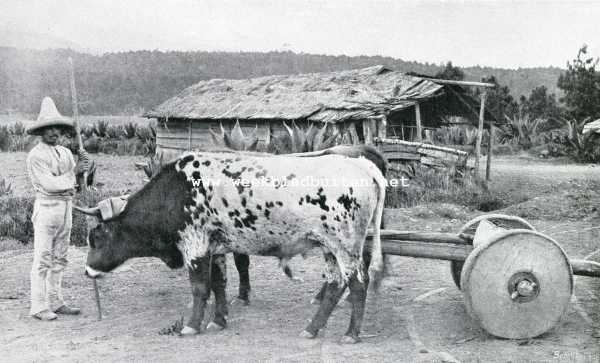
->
[26, 97, 74, 136]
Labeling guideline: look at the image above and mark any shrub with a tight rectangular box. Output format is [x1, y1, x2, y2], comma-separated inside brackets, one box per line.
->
[93, 120, 109, 138]
[123, 122, 137, 139]
[384, 161, 487, 209]
[0, 125, 10, 151]
[0, 178, 13, 196]
[106, 124, 125, 139]
[11, 122, 26, 136]
[0, 188, 128, 246]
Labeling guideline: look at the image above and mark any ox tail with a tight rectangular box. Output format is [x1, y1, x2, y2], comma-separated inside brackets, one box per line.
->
[368, 170, 387, 293]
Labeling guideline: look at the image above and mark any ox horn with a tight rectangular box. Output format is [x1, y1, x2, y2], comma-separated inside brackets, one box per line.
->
[73, 205, 101, 217]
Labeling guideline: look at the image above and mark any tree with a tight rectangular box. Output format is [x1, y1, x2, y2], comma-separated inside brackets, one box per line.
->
[434, 61, 465, 81]
[477, 75, 518, 122]
[557, 45, 600, 120]
[520, 85, 561, 121]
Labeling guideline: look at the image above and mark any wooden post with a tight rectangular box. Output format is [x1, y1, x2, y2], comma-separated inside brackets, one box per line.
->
[486, 123, 493, 181]
[378, 115, 387, 140]
[348, 122, 359, 145]
[362, 119, 373, 144]
[415, 103, 422, 142]
[474, 91, 487, 178]
[188, 119, 192, 151]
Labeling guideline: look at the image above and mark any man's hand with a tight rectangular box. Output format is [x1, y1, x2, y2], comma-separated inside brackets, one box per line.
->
[76, 149, 91, 173]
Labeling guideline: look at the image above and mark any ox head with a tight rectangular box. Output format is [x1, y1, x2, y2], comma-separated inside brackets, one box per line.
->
[75, 162, 192, 273]
[75, 197, 144, 273]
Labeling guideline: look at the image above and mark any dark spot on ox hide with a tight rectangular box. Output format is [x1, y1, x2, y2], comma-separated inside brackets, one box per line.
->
[178, 155, 195, 170]
[264, 209, 270, 219]
[320, 215, 327, 220]
[286, 173, 296, 180]
[202, 160, 211, 166]
[276, 201, 283, 207]
[304, 188, 330, 211]
[222, 168, 243, 180]
[241, 197, 247, 207]
[337, 194, 360, 213]
[222, 198, 229, 207]
[256, 204, 262, 210]
[234, 219, 243, 228]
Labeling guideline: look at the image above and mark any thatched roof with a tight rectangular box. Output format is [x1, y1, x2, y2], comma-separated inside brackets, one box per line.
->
[145, 65, 484, 124]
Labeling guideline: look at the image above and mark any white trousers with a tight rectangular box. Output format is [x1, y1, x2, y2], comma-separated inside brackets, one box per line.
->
[30, 198, 73, 315]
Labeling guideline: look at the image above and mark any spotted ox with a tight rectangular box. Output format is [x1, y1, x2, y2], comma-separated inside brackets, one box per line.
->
[78, 148, 386, 343]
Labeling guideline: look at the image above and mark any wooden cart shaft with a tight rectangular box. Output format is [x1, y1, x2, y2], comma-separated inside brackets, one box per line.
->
[368, 229, 600, 278]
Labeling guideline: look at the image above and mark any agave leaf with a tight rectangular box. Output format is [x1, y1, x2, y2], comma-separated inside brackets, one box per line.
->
[311, 123, 327, 150]
[305, 124, 318, 150]
[292, 121, 307, 152]
[283, 122, 296, 153]
[244, 125, 260, 151]
[226, 120, 246, 150]
[321, 130, 340, 149]
[209, 124, 226, 147]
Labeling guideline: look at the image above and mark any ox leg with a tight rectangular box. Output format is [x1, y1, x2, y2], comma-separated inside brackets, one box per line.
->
[233, 253, 251, 304]
[342, 273, 368, 343]
[208, 254, 228, 330]
[311, 282, 327, 305]
[342, 249, 372, 344]
[301, 253, 347, 339]
[182, 257, 211, 335]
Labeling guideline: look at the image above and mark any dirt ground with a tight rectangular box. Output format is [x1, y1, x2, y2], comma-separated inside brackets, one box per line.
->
[1, 154, 600, 362]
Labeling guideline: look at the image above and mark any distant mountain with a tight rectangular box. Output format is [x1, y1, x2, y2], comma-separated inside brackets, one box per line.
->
[0, 28, 98, 54]
[0, 47, 565, 115]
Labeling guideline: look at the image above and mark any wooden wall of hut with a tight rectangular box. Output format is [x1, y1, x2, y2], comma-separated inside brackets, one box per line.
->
[156, 118, 271, 153]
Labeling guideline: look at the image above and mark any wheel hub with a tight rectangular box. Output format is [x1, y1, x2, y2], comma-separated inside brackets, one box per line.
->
[508, 271, 540, 303]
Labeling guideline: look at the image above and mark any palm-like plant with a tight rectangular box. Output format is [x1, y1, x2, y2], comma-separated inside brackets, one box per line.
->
[559, 117, 600, 162]
[0, 178, 13, 196]
[278, 122, 339, 153]
[498, 115, 543, 149]
[209, 120, 259, 151]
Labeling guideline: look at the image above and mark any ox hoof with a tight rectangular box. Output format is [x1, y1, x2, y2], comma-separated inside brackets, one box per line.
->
[180, 326, 199, 336]
[299, 330, 316, 339]
[341, 335, 360, 344]
[310, 298, 321, 305]
[206, 321, 225, 332]
[230, 297, 250, 306]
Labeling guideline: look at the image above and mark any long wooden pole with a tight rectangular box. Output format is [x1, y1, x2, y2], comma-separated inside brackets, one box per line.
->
[474, 91, 487, 178]
[68, 58, 89, 189]
[69, 57, 102, 321]
[486, 123, 493, 181]
[68, 58, 84, 157]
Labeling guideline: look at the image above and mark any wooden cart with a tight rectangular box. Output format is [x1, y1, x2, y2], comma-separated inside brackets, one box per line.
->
[369, 214, 600, 339]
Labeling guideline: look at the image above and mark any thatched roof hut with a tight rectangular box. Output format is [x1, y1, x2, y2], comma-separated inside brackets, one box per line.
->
[145, 65, 491, 154]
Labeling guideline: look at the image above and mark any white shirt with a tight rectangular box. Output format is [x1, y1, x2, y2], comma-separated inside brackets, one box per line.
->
[26, 142, 76, 199]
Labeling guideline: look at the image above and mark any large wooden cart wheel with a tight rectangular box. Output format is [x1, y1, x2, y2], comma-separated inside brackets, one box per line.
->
[460, 229, 573, 339]
[451, 214, 536, 289]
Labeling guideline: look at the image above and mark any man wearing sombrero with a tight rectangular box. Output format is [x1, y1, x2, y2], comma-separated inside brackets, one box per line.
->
[26, 97, 91, 321]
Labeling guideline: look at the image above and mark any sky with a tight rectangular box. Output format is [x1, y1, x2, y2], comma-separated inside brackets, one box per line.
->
[2, 0, 600, 69]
